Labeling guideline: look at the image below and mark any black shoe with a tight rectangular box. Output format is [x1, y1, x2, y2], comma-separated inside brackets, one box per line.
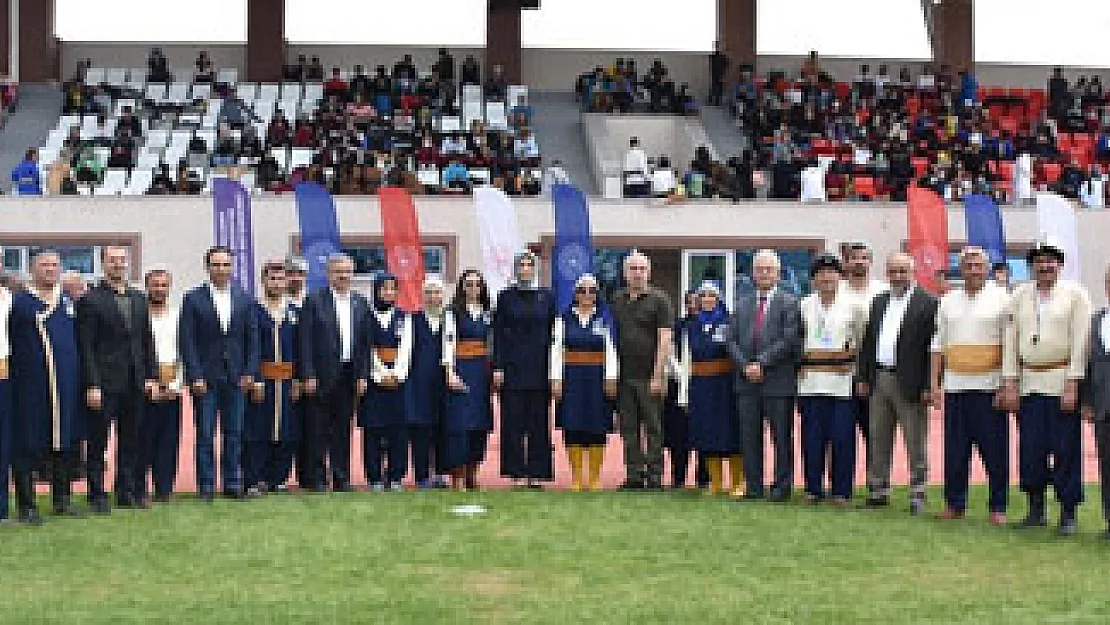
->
[268, 484, 289, 494]
[89, 498, 111, 515]
[18, 508, 43, 526]
[52, 504, 83, 518]
[332, 483, 352, 493]
[768, 491, 791, 503]
[198, 491, 215, 503]
[743, 491, 765, 501]
[618, 480, 644, 491]
[1015, 513, 1047, 528]
[153, 493, 173, 504]
[222, 490, 247, 500]
[1058, 517, 1078, 536]
[865, 494, 890, 507]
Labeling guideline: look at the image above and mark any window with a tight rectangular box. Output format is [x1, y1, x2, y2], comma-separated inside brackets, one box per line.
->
[341, 244, 447, 278]
[735, 248, 816, 297]
[0, 245, 110, 278]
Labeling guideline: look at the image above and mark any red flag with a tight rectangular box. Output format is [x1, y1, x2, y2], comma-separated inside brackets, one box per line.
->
[379, 186, 425, 311]
[906, 185, 949, 294]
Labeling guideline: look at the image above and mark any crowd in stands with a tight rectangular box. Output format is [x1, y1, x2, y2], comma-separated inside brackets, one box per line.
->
[724, 52, 1110, 206]
[22, 48, 543, 197]
[577, 58, 698, 115]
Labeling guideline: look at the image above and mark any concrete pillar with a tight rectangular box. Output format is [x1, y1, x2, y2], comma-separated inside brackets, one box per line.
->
[486, 1, 522, 84]
[18, 0, 56, 82]
[247, 0, 285, 83]
[0, 0, 10, 79]
[931, 0, 974, 74]
[718, 0, 756, 82]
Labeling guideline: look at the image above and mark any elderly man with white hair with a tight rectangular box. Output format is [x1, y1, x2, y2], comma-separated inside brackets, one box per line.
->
[727, 249, 802, 501]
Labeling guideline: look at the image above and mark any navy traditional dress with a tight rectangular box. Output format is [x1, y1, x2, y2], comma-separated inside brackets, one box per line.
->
[0, 287, 12, 519]
[664, 315, 693, 475]
[405, 310, 445, 484]
[10, 288, 84, 460]
[360, 297, 412, 486]
[553, 308, 615, 444]
[680, 311, 739, 456]
[442, 306, 493, 471]
[245, 300, 301, 490]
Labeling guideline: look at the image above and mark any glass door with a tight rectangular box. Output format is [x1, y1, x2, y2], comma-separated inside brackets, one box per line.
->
[681, 249, 736, 311]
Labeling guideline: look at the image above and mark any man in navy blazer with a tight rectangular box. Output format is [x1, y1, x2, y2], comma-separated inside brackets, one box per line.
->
[179, 245, 260, 500]
[299, 253, 369, 491]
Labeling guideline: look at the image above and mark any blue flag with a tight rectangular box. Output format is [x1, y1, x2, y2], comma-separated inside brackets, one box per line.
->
[212, 177, 255, 295]
[964, 194, 1006, 265]
[294, 182, 342, 292]
[552, 183, 594, 311]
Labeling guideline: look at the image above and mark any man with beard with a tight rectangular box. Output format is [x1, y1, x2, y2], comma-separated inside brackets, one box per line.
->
[1002, 238, 1091, 535]
[840, 242, 887, 464]
[141, 268, 183, 502]
[77, 245, 158, 511]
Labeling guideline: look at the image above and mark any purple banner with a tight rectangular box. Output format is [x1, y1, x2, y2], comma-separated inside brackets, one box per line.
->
[212, 177, 256, 295]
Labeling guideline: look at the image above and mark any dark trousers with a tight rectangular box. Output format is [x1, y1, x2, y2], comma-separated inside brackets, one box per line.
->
[944, 391, 1009, 513]
[194, 381, 245, 495]
[664, 405, 710, 487]
[294, 402, 322, 488]
[140, 397, 181, 498]
[0, 384, 10, 520]
[363, 425, 407, 485]
[89, 388, 145, 504]
[14, 450, 73, 512]
[309, 368, 355, 490]
[244, 440, 269, 489]
[408, 425, 434, 484]
[1093, 420, 1110, 524]
[799, 396, 856, 500]
[500, 389, 553, 480]
[853, 393, 870, 456]
[617, 379, 664, 484]
[1017, 394, 1083, 509]
[737, 394, 795, 497]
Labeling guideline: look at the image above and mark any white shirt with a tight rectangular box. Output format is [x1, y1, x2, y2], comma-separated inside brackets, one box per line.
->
[931, 283, 1010, 391]
[208, 282, 232, 333]
[875, 287, 914, 367]
[623, 147, 648, 174]
[797, 293, 867, 397]
[1101, 311, 1110, 353]
[1080, 175, 1106, 208]
[370, 308, 414, 384]
[651, 168, 676, 195]
[150, 306, 182, 390]
[332, 289, 353, 363]
[0, 286, 11, 360]
[800, 165, 826, 202]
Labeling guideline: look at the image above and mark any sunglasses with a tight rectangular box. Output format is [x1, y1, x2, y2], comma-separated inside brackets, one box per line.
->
[575, 287, 597, 294]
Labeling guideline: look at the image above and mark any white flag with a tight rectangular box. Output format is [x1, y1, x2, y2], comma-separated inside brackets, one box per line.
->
[1035, 192, 1081, 282]
[473, 186, 523, 296]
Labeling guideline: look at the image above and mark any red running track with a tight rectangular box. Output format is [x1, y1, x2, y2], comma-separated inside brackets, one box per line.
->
[82, 396, 1101, 493]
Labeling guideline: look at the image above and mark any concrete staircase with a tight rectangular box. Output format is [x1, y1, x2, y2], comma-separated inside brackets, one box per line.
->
[698, 104, 749, 161]
[529, 90, 597, 195]
[0, 83, 63, 190]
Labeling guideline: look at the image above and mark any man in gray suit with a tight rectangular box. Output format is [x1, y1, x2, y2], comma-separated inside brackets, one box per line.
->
[727, 249, 802, 501]
[1081, 265, 1110, 539]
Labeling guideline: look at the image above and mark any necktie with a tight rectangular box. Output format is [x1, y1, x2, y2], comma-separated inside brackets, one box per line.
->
[752, 295, 768, 350]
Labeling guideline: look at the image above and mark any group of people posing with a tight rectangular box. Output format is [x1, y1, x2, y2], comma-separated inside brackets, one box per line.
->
[1, 237, 1108, 539]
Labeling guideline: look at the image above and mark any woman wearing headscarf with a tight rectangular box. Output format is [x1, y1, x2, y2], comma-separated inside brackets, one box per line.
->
[442, 269, 494, 491]
[677, 281, 743, 496]
[550, 274, 617, 491]
[360, 273, 413, 491]
[492, 251, 556, 489]
[404, 275, 448, 489]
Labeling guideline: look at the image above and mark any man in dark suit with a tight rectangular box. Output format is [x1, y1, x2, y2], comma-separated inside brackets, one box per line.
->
[1082, 265, 1110, 539]
[77, 245, 158, 512]
[857, 252, 939, 515]
[727, 249, 802, 501]
[299, 254, 369, 492]
[179, 245, 260, 500]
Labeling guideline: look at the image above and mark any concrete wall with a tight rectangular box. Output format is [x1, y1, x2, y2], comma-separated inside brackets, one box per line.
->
[61, 42, 1110, 93]
[1, 195, 1106, 306]
[583, 114, 718, 197]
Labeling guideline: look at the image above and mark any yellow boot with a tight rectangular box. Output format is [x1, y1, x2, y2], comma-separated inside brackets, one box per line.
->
[568, 445, 584, 492]
[729, 455, 746, 499]
[588, 445, 605, 492]
[706, 457, 724, 495]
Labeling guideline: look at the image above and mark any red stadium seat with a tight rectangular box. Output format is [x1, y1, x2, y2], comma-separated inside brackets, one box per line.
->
[911, 157, 930, 178]
[853, 175, 877, 199]
[1043, 162, 1063, 184]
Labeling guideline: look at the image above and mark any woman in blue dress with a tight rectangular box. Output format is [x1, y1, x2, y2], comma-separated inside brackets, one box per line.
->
[360, 273, 413, 492]
[550, 274, 617, 492]
[442, 269, 494, 491]
[404, 275, 448, 489]
[664, 290, 708, 489]
[677, 281, 742, 496]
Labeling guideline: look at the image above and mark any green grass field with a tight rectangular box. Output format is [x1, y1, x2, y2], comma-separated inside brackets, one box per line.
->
[1, 488, 1109, 624]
